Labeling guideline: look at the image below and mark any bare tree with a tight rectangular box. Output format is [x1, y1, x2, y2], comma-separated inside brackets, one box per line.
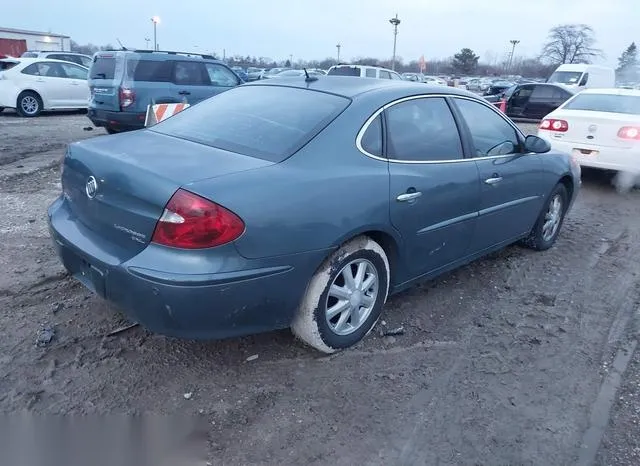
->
[541, 24, 601, 64]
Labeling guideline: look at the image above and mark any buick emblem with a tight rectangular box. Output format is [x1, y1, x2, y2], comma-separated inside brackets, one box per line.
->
[588, 124, 597, 133]
[85, 176, 98, 199]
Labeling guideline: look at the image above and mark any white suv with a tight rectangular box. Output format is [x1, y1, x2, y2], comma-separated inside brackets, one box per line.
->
[327, 64, 403, 80]
[21, 51, 92, 68]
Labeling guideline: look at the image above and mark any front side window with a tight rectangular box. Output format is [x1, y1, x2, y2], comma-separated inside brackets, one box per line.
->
[205, 63, 239, 87]
[385, 97, 463, 161]
[453, 98, 520, 157]
[379, 70, 391, 79]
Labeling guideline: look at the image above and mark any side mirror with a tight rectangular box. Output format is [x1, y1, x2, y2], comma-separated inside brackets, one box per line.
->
[524, 135, 551, 154]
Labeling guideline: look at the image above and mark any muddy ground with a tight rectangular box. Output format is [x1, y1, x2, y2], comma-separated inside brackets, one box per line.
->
[1, 110, 639, 465]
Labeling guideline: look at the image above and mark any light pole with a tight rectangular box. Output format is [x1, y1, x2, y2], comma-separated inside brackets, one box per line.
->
[336, 43, 341, 63]
[507, 39, 520, 74]
[151, 16, 160, 51]
[389, 14, 401, 71]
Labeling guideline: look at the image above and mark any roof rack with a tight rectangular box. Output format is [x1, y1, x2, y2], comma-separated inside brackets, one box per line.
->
[130, 49, 217, 59]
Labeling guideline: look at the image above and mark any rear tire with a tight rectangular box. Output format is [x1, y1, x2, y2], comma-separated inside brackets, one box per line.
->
[0, 107, 4, 113]
[292, 236, 390, 353]
[105, 127, 119, 135]
[16, 91, 42, 117]
[523, 183, 568, 251]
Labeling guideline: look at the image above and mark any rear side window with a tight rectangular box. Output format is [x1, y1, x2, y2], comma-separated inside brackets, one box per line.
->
[60, 63, 88, 80]
[128, 59, 173, 82]
[530, 86, 555, 100]
[360, 114, 383, 156]
[91, 56, 116, 79]
[385, 97, 463, 161]
[379, 70, 391, 79]
[328, 66, 360, 77]
[365, 69, 376, 78]
[563, 94, 640, 115]
[152, 86, 350, 162]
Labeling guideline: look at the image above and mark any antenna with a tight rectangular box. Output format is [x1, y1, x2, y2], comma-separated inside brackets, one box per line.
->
[303, 68, 309, 79]
[116, 38, 128, 51]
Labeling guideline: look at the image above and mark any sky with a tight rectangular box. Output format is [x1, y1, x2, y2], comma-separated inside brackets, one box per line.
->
[3, 0, 638, 67]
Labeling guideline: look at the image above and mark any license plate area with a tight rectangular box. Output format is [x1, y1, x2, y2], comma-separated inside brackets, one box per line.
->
[61, 247, 107, 298]
[572, 148, 599, 157]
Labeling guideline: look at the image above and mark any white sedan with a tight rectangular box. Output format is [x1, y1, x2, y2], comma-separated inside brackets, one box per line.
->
[0, 57, 89, 117]
[538, 88, 640, 175]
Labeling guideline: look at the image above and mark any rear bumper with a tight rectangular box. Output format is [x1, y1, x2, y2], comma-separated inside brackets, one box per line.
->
[47, 196, 329, 340]
[543, 135, 640, 173]
[87, 108, 146, 131]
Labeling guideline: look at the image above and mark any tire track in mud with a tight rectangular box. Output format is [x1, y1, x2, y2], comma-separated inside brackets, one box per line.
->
[383, 196, 640, 465]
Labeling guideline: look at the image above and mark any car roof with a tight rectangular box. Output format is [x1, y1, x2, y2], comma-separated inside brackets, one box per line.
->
[580, 87, 640, 96]
[4, 57, 88, 67]
[244, 75, 475, 99]
[95, 50, 224, 63]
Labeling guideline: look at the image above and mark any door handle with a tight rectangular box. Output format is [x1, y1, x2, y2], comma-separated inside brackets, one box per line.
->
[484, 176, 503, 185]
[397, 191, 422, 202]
[178, 91, 191, 95]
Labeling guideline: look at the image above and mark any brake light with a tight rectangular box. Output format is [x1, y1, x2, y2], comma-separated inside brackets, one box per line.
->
[151, 189, 245, 249]
[539, 119, 569, 132]
[119, 87, 135, 109]
[617, 126, 640, 140]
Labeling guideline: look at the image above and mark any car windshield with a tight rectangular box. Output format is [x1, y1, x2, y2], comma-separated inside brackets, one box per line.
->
[328, 66, 360, 76]
[563, 93, 640, 115]
[548, 71, 583, 85]
[151, 85, 350, 162]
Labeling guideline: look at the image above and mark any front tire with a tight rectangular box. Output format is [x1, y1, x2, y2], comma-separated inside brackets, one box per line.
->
[16, 91, 42, 117]
[523, 183, 568, 251]
[292, 236, 390, 353]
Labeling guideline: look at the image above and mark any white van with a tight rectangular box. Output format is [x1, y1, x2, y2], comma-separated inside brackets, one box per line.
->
[327, 64, 403, 80]
[547, 64, 615, 90]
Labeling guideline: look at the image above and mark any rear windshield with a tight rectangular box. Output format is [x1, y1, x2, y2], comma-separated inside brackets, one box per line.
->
[563, 93, 640, 115]
[0, 60, 18, 71]
[90, 56, 116, 79]
[328, 66, 360, 77]
[151, 86, 350, 162]
[21, 52, 37, 58]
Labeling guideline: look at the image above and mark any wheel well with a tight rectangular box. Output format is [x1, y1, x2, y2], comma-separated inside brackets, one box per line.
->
[17, 89, 42, 103]
[357, 230, 400, 287]
[559, 175, 574, 200]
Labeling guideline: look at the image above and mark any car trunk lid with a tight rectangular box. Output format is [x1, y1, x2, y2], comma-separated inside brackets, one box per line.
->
[552, 110, 640, 149]
[61, 130, 274, 258]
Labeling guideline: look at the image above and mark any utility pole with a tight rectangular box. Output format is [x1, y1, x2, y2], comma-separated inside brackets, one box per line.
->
[144, 38, 150, 49]
[336, 43, 341, 63]
[151, 16, 160, 51]
[389, 14, 401, 71]
[508, 39, 520, 74]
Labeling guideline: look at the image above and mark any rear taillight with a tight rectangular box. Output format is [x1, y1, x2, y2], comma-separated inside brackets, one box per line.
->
[539, 118, 569, 132]
[617, 126, 640, 140]
[119, 87, 135, 109]
[151, 189, 245, 249]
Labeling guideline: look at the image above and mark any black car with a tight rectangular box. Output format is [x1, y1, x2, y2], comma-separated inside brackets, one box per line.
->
[486, 83, 576, 120]
[484, 81, 514, 97]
